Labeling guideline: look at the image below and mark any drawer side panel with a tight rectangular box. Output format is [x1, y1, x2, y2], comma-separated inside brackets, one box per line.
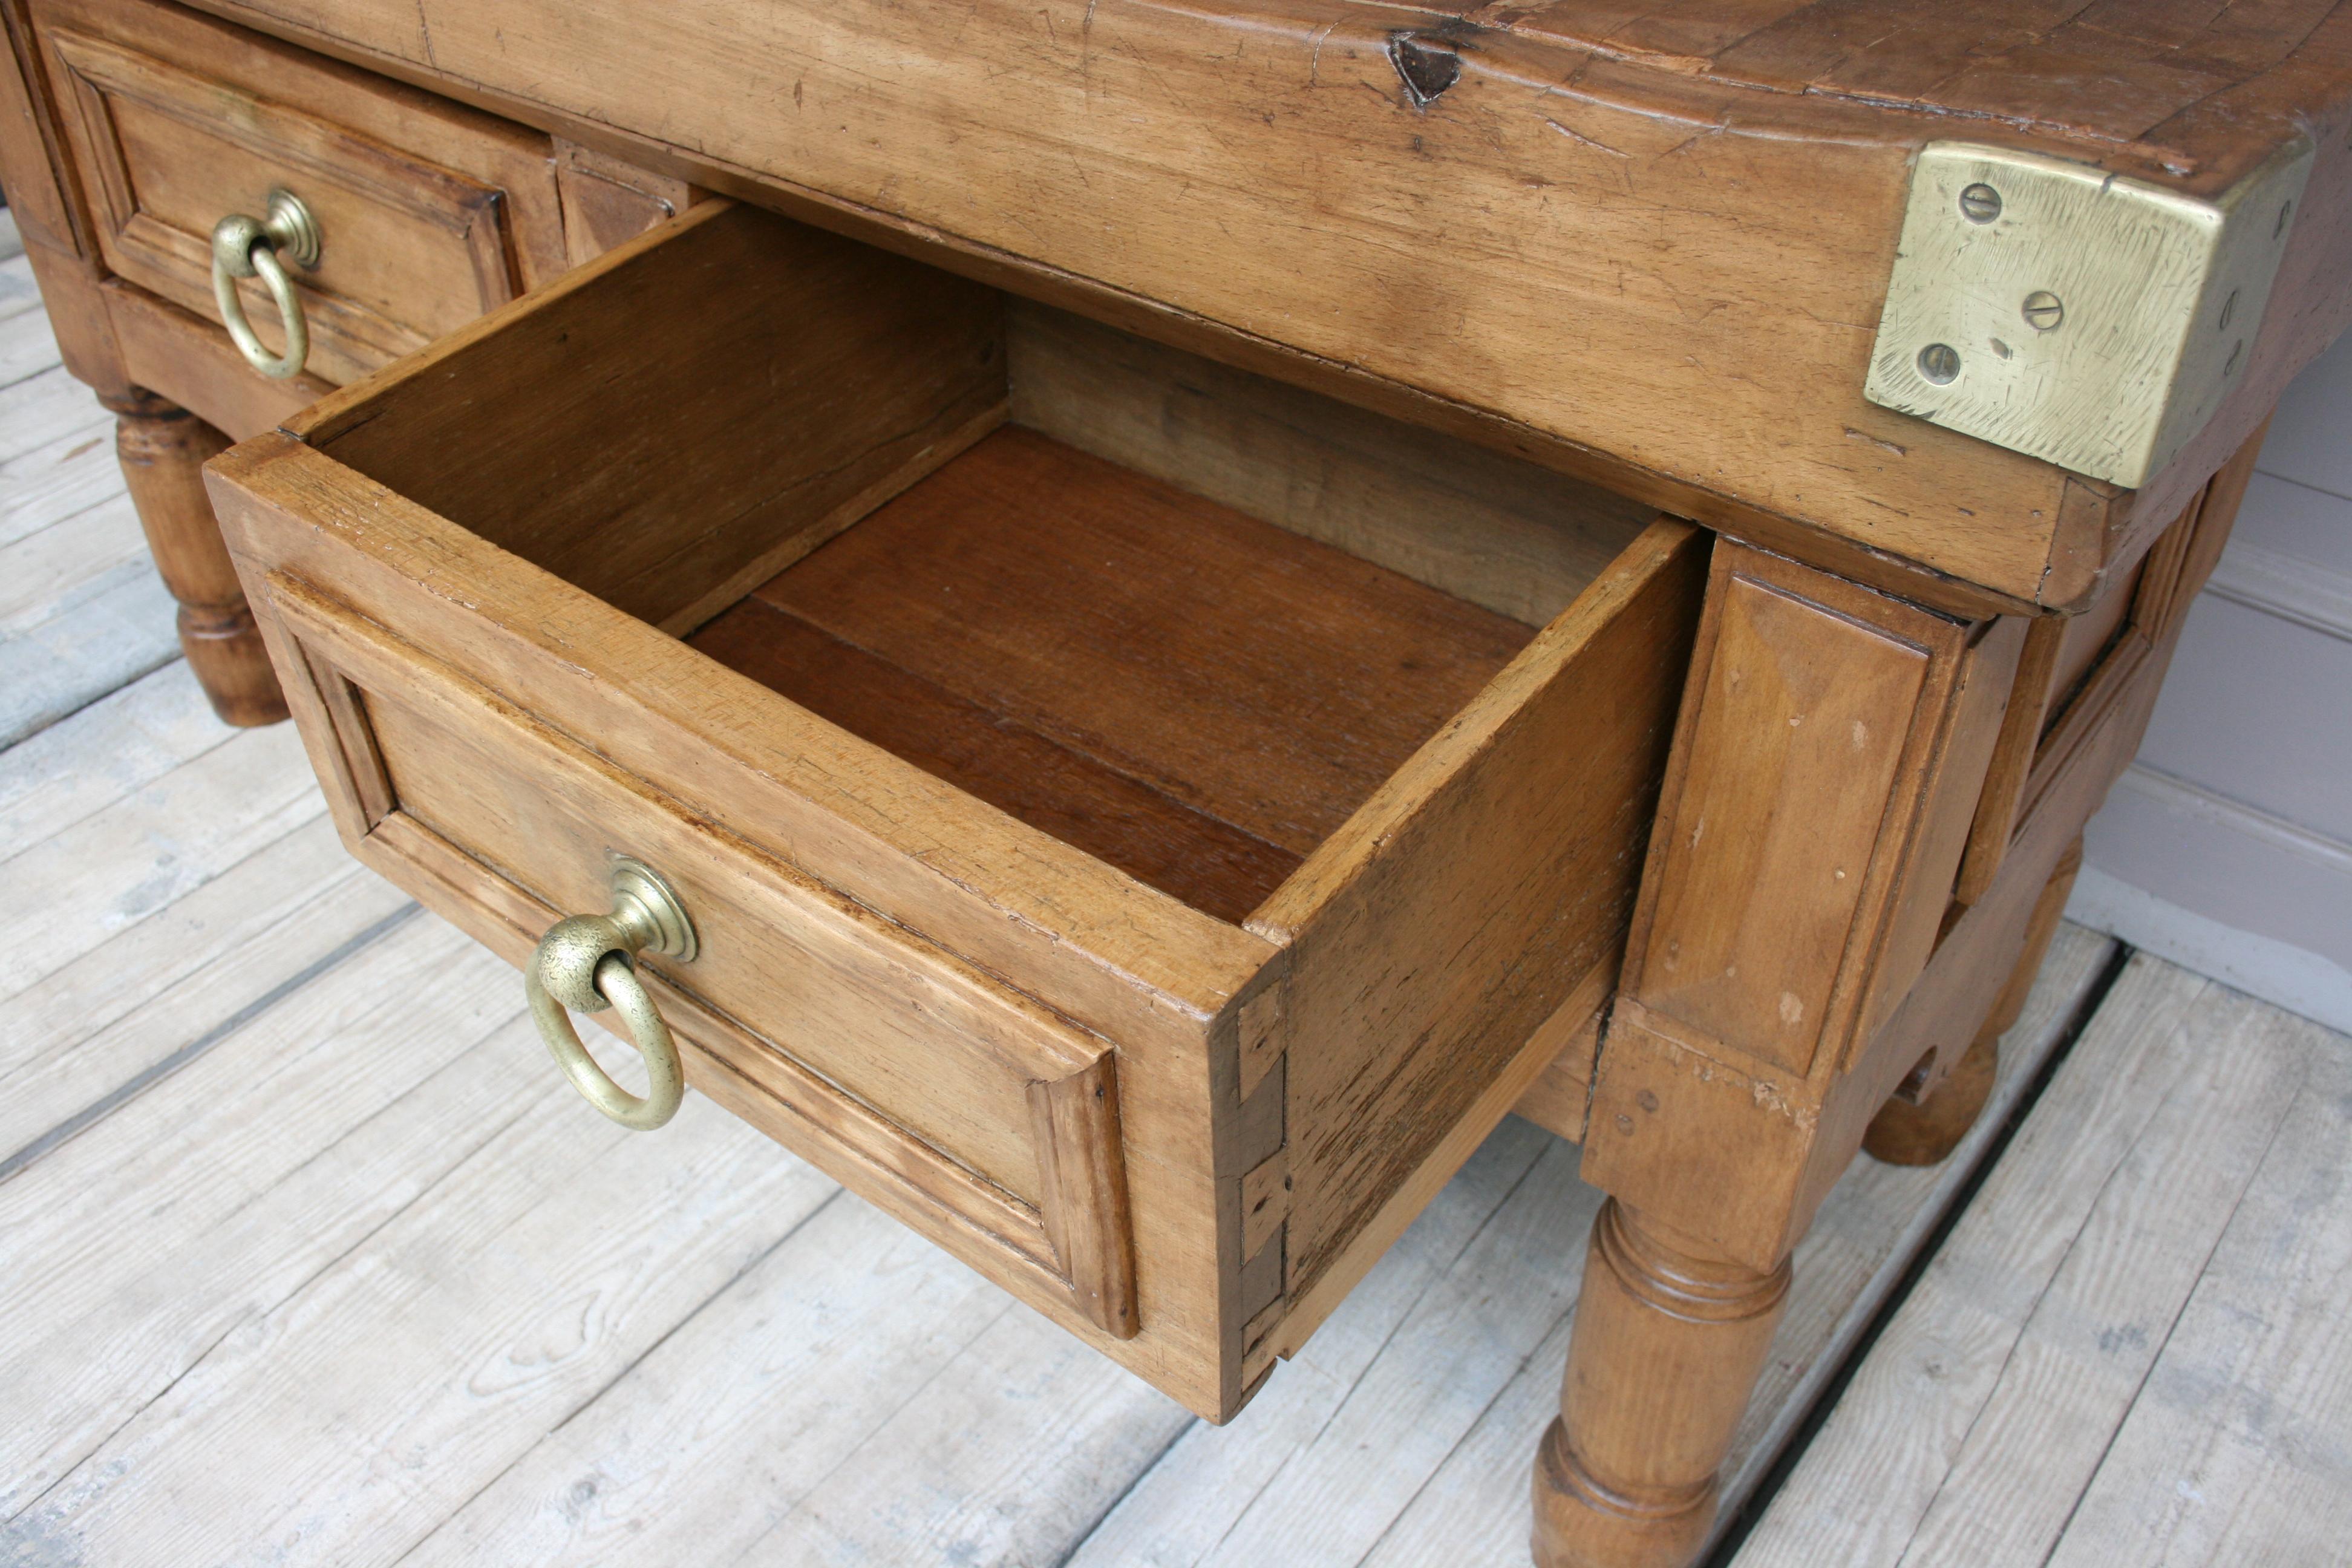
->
[1252, 518, 1709, 1310]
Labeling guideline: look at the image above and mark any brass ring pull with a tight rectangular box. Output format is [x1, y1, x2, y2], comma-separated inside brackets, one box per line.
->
[526, 854, 699, 1131]
[209, 188, 321, 380]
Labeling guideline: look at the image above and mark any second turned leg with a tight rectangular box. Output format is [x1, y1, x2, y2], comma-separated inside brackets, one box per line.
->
[1863, 837, 2084, 1166]
[1535, 1200, 1789, 1568]
[105, 391, 287, 727]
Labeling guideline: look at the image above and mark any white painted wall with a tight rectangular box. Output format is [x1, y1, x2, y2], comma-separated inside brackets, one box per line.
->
[2069, 330, 2352, 1033]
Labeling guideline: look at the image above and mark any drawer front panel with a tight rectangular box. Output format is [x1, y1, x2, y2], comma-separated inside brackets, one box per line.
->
[263, 573, 1138, 1339]
[34, 0, 567, 384]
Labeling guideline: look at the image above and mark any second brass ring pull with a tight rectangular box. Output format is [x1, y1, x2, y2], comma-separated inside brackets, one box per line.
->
[210, 188, 321, 380]
[526, 854, 699, 1132]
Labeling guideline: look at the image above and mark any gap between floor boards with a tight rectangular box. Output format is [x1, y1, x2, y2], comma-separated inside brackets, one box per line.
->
[1700, 941, 2138, 1567]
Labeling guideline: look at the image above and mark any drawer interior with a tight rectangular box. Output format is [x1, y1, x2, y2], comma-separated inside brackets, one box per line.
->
[307, 203, 1655, 931]
[688, 426, 1533, 923]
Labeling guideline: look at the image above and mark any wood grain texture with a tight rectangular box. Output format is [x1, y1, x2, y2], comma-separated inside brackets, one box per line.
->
[2039, 1010, 2352, 1568]
[1341, 924, 2114, 1568]
[1863, 837, 2081, 1166]
[552, 136, 698, 265]
[1509, 974, 1613, 1146]
[1267, 953, 1614, 1371]
[1549, 533, 2036, 1568]
[0, 663, 400, 1171]
[749, 424, 1532, 871]
[1617, 544, 1983, 1086]
[210, 339, 1691, 1427]
[0, 416, 180, 743]
[1485, 1, 2346, 164]
[166, 0, 2348, 604]
[0, 0, 84, 258]
[108, 391, 283, 724]
[305, 201, 1009, 637]
[214, 371, 1290, 1065]
[0, 938, 849, 1567]
[1538, 1200, 1791, 1568]
[1258, 519, 1705, 1307]
[1030, 1053, 1142, 1339]
[1630, 572, 1935, 1076]
[207, 353, 1272, 1416]
[103, 276, 333, 440]
[1955, 612, 2065, 906]
[1787, 435, 2267, 1261]
[0, 916, 541, 1522]
[8, 244, 2333, 1568]
[1087, 935, 2103, 1568]
[690, 596, 1301, 926]
[1006, 300, 1655, 627]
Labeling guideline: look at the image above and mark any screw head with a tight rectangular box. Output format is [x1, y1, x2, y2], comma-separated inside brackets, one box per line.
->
[2022, 291, 2064, 332]
[1917, 342, 1961, 384]
[1959, 183, 2002, 223]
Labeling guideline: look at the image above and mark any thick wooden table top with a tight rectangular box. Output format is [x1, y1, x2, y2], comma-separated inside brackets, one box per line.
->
[186, 0, 2352, 607]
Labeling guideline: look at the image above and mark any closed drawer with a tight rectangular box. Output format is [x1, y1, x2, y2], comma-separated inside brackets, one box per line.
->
[205, 201, 1707, 1419]
[33, 0, 567, 385]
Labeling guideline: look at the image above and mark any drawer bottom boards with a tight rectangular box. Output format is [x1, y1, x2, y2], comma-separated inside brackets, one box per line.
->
[208, 200, 1707, 1418]
[688, 424, 1536, 927]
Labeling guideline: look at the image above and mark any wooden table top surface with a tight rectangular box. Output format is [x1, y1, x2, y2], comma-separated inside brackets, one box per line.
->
[178, 0, 2352, 608]
[1439, 1, 2342, 194]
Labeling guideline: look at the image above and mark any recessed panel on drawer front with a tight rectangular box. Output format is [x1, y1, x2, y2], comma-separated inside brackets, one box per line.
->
[33, 0, 567, 384]
[263, 573, 1138, 1341]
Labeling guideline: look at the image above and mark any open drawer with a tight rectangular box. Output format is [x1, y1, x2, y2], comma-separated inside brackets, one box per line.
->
[204, 201, 1706, 1421]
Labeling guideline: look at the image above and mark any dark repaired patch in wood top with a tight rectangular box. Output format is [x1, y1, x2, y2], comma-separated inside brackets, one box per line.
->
[1388, 32, 1463, 109]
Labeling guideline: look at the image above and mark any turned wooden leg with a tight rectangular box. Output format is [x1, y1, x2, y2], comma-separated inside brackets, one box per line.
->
[1863, 836, 2083, 1166]
[1535, 1200, 1789, 1568]
[1543, 540, 2025, 1567]
[105, 391, 287, 727]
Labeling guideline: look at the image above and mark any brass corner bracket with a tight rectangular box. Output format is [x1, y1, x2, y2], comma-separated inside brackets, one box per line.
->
[1866, 138, 2312, 488]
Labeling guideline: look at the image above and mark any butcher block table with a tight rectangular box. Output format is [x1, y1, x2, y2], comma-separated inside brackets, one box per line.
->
[6, 1, 2347, 1561]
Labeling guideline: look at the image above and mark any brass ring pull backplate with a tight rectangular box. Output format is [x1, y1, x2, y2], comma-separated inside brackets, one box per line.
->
[526, 854, 699, 1131]
[210, 188, 321, 380]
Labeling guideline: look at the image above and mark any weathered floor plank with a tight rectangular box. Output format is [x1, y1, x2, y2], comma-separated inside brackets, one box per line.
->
[1730, 959, 2352, 1568]
[0, 661, 230, 855]
[0, 660, 410, 1169]
[1070, 1125, 1601, 1568]
[0, 414, 116, 553]
[0, 308, 184, 747]
[2043, 1010, 2352, 1568]
[0, 818, 407, 1172]
[1066, 1119, 1561, 1568]
[8, 1016, 836, 1568]
[0, 919, 520, 1521]
[0, 717, 326, 1007]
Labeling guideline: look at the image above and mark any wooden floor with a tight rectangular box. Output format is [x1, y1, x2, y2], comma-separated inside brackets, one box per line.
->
[3, 237, 2346, 1567]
